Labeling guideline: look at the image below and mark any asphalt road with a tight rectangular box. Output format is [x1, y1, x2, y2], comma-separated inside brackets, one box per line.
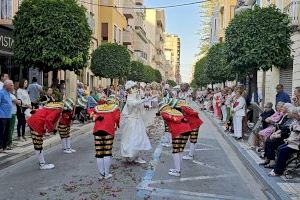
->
[0, 109, 268, 200]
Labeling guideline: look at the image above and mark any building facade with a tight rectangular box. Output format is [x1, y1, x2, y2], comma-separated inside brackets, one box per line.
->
[145, 9, 168, 80]
[164, 34, 181, 83]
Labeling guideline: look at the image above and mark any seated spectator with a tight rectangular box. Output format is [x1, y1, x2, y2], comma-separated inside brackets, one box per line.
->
[258, 102, 286, 141]
[292, 87, 300, 107]
[269, 114, 300, 176]
[251, 102, 275, 149]
[260, 106, 298, 168]
[40, 88, 55, 106]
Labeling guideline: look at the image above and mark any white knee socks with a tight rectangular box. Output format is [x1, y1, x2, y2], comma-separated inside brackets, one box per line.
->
[104, 156, 111, 175]
[35, 150, 45, 164]
[96, 158, 105, 175]
[172, 153, 181, 172]
[189, 143, 196, 157]
[61, 138, 67, 150]
[66, 138, 71, 149]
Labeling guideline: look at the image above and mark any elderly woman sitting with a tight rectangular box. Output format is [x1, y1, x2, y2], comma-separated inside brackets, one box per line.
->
[258, 102, 289, 142]
[260, 106, 299, 168]
[268, 110, 300, 176]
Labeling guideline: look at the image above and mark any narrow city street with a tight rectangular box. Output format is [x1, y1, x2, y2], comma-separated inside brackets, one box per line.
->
[0, 107, 269, 200]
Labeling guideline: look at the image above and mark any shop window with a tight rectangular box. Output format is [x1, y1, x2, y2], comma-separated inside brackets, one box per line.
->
[0, 0, 12, 20]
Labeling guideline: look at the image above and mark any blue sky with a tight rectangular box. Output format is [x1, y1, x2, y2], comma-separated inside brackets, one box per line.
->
[144, 0, 201, 82]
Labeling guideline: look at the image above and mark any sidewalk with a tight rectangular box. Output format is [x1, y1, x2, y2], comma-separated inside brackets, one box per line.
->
[0, 121, 93, 170]
[205, 111, 300, 200]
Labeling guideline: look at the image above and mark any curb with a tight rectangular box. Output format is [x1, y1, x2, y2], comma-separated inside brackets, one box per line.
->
[0, 123, 93, 170]
[203, 111, 291, 200]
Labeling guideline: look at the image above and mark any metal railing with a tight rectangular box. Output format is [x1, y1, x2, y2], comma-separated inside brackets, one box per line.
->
[284, 0, 300, 27]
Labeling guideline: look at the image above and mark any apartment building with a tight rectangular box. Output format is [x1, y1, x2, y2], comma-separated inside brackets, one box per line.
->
[0, 0, 102, 99]
[164, 34, 181, 83]
[145, 9, 167, 80]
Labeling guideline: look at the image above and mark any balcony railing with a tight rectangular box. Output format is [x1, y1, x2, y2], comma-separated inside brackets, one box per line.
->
[123, 29, 133, 45]
[122, 0, 134, 19]
[284, 0, 300, 27]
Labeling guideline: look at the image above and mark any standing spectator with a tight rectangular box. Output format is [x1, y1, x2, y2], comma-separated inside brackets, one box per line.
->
[59, 80, 66, 99]
[87, 91, 97, 109]
[0, 80, 14, 152]
[0, 73, 9, 90]
[16, 79, 32, 141]
[232, 90, 246, 140]
[292, 86, 300, 107]
[7, 90, 21, 149]
[40, 88, 56, 105]
[27, 77, 43, 109]
[104, 85, 112, 97]
[77, 82, 84, 98]
[275, 84, 291, 105]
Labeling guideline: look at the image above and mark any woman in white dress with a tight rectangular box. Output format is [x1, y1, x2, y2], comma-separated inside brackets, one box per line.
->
[120, 81, 152, 163]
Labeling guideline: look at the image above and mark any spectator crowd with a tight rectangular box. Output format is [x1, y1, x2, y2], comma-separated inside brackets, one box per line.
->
[197, 83, 300, 177]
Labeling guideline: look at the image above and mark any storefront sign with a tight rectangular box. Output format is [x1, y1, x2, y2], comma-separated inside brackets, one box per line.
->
[0, 26, 14, 52]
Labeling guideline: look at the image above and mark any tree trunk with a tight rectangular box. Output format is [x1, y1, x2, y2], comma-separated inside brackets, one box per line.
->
[251, 69, 259, 123]
[261, 71, 266, 108]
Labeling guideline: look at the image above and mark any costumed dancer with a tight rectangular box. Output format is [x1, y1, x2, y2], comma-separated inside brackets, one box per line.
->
[161, 98, 173, 147]
[171, 99, 203, 160]
[158, 102, 192, 177]
[59, 98, 76, 154]
[120, 81, 152, 164]
[27, 102, 63, 170]
[93, 95, 120, 179]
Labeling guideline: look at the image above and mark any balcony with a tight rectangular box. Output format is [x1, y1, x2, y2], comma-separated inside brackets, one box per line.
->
[284, 0, 300, 27]
[135, 16, 147, 42]
[86, 12, 95, 33]
[123, 29, 133, 45]
[122, 0, 134, 19]
[135, 0, 143, 5]
[134, 39, 145, 52]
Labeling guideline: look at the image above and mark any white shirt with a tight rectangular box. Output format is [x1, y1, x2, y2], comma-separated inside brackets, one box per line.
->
[0, 81, 3, 90]
[10, 94, 17, 115]
[17, 88, 31, 107]
[233, 96, 246, 117]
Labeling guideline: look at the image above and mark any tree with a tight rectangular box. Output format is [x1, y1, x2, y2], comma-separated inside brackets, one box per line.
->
[166, 80, 177, 87]
[193, 56, 210, 87]
[13, 0, 92, 72]
[91, 43, 131, 79]
[128, 61, 145, 82]
[225, 6, 292, 102]
[205, 43, 235, 85]
[154, 69, 162, 83]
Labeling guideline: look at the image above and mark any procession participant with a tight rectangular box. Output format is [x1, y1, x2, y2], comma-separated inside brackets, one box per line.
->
[58, 98, 76, 154]
[171, 99, 203, 160]
[158, 102, 192, 177]
[178, 83, 190, 101]
[93, 95, 120, 180]
[120, 81, 152, 164]
[161, 98, 173, 147]
[27, 102, 64, 170]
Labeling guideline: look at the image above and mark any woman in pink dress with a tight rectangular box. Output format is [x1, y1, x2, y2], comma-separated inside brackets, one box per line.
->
[214, 89, 222, 119]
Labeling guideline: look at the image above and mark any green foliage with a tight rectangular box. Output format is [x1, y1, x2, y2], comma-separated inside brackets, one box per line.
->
[91, 43, 131, 78]
[225, 6, 293, 73]
[205, 43, 235, 84]
[13, 0, 92, 72]
[128, 61, 145, 82]
[193, 56, 210, 87]
[166, 80, 177, 87]
[127, 61, 162, 83]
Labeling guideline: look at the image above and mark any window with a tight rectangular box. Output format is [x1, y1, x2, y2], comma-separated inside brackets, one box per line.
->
[101, 23, 108, 41]
[0, 0, 12, 20]
[113, 25, 117, 43]
[118, 28, 121, 44]
[101, 0, 109, 6]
